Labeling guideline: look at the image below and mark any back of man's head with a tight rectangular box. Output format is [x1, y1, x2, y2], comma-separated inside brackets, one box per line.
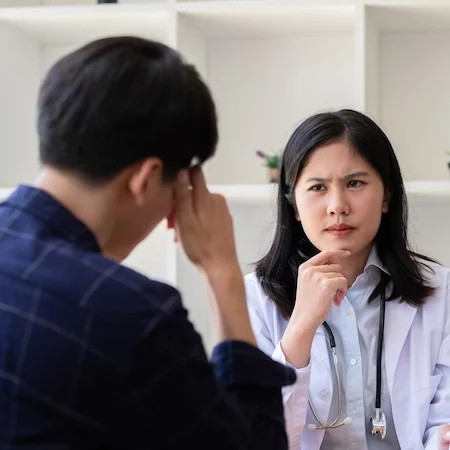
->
[37, 36, 218, 184]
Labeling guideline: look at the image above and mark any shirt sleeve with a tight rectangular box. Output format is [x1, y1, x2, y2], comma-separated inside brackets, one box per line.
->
[105, 295, 296, 450]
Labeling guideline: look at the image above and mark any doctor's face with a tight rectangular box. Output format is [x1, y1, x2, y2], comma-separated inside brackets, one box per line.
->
[294, 139, 389, 259]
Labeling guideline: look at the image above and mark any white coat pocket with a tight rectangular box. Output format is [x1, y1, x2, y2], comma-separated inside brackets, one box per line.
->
[415, 372, 442, 428]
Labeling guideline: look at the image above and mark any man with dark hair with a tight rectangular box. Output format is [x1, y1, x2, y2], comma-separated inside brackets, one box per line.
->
[0, 36, 295, 449]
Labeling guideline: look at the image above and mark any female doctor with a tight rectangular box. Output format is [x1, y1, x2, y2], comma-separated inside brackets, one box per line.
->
[245, 109, 450, 450]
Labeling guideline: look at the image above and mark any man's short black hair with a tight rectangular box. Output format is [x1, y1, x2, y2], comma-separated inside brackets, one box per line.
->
[38, 36, 218, 183]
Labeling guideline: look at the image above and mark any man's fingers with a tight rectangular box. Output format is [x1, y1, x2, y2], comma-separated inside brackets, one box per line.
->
[173, 170, 194, 217]
[166, 207, 176, 230]
[190, 166, 209, 208]
[190, 165, 208, 190]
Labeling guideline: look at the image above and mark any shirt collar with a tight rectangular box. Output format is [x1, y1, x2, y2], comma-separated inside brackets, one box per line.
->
[364, 244, 390, 276]
[4, 184, 101, 253]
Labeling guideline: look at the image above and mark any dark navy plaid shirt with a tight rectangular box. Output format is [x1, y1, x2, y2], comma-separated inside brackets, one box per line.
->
[0, 185, 296, 450]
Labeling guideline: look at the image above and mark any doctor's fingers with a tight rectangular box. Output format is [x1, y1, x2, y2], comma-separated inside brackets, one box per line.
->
[318, 272, 347, 280]
[328, 276, 347, 298]
[437, 424, 450, 450]
[307, 275, 348, 298]
[300, 264, 342, 275]
[303, 249, 351, 268]
[324, 274, 347, 288]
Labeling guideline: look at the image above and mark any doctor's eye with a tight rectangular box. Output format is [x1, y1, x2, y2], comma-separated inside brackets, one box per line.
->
[347, 180, 365, 188]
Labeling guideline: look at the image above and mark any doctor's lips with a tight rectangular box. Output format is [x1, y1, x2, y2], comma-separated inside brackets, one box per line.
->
[326, 223, 355, 236]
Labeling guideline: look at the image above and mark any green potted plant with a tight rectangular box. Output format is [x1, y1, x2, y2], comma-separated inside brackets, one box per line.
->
[256, 150, 281, 183]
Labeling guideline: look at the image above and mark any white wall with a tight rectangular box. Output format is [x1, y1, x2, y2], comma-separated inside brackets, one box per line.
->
[381, 31, 450, 181]
[0, 38, 85, 189]
[176, 15, 207, 78]
[363, 6, 380, 121]
[207, 34, 356, 184]
[409, 200, 450, 267]
[0, 22, 40, 186]
[122, 223, 173, 284]
[41, 44, 77, 76]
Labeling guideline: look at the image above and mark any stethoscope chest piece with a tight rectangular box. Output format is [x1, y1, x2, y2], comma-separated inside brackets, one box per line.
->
[370, 410, 387, 440]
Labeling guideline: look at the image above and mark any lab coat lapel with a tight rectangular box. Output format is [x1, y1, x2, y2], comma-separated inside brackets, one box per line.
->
[385, 299, 418, 448]
[384, 299, 417, 389]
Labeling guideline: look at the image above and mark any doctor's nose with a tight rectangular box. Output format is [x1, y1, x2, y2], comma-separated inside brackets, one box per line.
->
[327, 192, 350, 216]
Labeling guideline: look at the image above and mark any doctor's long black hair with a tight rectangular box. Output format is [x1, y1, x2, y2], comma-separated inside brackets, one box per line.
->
[255, 109, 437, 319]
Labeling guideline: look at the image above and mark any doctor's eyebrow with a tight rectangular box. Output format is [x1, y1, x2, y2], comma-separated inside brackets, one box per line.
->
[305, 171, 371, 183]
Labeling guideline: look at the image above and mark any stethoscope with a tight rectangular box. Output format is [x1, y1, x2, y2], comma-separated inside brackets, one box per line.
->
[307, 289, 387, 439]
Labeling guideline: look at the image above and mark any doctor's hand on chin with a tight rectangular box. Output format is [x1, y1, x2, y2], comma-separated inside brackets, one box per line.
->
[437, 424, 450, 450]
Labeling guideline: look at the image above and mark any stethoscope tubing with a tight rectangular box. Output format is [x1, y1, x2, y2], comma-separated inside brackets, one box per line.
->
[309, 290, 386, 430]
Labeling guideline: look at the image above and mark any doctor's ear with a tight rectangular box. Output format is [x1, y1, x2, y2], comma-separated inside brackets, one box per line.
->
[382, 190, 391, 213]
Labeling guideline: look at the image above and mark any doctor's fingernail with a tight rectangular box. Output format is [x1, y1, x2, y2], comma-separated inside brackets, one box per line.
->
[445, 431, 450, 439]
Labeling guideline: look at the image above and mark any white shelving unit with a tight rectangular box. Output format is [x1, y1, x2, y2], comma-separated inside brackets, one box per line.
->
[1, 0, 450, 351]
[365, 3, 450, 181]
[177, 2, 358, 184]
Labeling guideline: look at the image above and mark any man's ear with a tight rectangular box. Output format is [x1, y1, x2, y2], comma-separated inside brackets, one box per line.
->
[128, 157, 162, 206]
[382, 190, 391, 213]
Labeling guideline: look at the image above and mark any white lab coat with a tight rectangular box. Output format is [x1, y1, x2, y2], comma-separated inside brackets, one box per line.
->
[244, 262, 450, 450]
